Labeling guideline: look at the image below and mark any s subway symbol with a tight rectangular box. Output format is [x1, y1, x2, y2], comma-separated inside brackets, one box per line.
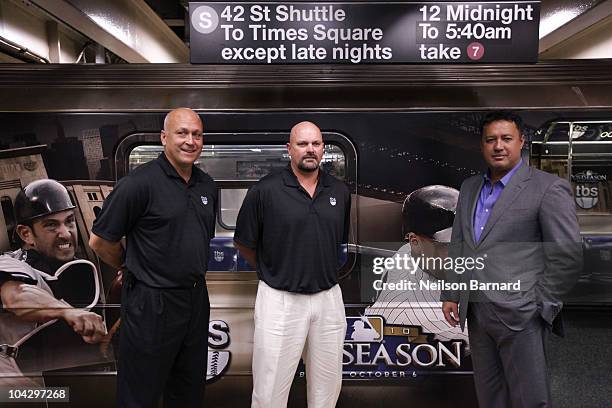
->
[192, 5, 219, 34]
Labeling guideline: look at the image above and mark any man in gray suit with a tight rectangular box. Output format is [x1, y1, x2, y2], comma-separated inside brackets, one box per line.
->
[441, 111, 582, 407]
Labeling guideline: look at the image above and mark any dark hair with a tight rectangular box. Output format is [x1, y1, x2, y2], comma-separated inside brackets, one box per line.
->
[18, 220, 33, 229]
[480, 111, 524, 136]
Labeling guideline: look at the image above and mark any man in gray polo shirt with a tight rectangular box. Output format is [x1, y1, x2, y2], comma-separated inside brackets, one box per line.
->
[235, 121, 351, 408]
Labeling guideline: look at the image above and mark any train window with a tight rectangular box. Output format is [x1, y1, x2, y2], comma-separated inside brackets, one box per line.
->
[1, 195, 16, 249]
[129, 144, 346, 181]
[127, 142, 350, 273]
[129, 143, 348, 226]
[537, 122, 612, 143]
[533, 121, 612, 218]
[219, 188, 247, 229]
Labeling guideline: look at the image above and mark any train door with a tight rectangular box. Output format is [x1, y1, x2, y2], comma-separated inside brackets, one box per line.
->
[531, 120, 612, 303]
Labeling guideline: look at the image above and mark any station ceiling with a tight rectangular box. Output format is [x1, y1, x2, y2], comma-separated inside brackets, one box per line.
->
[0, 0, 611, 63]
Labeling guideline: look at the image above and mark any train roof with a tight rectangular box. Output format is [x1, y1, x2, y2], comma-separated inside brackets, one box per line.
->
[2, 60, 612, 111]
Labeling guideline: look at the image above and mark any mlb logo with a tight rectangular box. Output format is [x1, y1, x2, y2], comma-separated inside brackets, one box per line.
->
[330, 197, 337, 206]
[201, 196, 208, 205]
[345, 316, 383, 343]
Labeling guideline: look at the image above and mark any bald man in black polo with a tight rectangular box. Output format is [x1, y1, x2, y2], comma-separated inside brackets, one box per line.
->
[235, 121, 351, 408]
[90, 108, 217, 407]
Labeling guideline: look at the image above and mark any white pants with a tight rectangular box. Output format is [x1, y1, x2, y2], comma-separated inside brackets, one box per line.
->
[251, 281, 347, 408]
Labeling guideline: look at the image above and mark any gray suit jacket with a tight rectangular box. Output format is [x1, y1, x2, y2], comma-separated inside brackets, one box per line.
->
[441, 164, 583, 336]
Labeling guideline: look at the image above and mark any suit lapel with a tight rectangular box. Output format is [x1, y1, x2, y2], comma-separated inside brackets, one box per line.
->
[477, 164, 531, 245]
[465, 177, 483, 249]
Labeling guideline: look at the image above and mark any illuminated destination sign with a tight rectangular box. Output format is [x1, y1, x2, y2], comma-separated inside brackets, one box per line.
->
[189, 2, 540, 64]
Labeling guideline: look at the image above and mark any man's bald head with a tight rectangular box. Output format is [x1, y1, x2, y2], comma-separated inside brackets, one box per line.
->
[161, 108, 204, 171]
[289, 121, 322, 144]
[287, 121, 324, 174]
[163, 108, 202, 132]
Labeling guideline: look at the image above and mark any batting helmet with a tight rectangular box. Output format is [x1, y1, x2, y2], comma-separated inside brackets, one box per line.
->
[402, 185, 459, 243]
[15, 179, 75, 224]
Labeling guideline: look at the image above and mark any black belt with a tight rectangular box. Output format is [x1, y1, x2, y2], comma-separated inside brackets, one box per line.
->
[125, 271, 205, 290]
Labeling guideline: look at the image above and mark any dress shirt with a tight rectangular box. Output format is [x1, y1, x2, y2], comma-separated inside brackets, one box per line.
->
[473, 160, 523, 242]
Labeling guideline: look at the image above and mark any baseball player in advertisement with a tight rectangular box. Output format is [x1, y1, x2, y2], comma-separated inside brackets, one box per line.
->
[341, 185, 471, 382]
[366, 185, 469, 345]
[0, 179, 107, 386]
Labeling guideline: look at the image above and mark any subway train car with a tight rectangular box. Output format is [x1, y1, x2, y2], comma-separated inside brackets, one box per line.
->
[0, 61, 611, 407]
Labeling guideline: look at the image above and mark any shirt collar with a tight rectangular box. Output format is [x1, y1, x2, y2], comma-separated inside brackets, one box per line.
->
[24, 249, 67, 275]
[282, 164, 332, 188]
[484, 159, 523, 186]
[157, 153, 200, 183]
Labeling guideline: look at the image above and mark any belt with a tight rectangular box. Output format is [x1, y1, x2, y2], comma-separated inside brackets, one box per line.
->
[192, 277, 204, 288]
[126, 271, 205, 290]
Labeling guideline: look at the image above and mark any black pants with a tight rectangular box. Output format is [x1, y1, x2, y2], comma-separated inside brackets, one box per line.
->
[117, 278, 209, 408]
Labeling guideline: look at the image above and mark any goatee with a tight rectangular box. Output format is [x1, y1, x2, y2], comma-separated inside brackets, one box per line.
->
[298, 162, 319, 172]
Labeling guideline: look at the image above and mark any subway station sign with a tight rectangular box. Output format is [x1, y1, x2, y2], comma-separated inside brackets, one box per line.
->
[189, 2, 540, 64]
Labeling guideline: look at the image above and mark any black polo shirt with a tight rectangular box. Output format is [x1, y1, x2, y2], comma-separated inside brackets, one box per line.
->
[92, 153, 217, 288]
[234, 165, 350, 293]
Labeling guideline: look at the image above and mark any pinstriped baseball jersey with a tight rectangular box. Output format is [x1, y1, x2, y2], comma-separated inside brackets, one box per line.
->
[366, 244, 469, 344]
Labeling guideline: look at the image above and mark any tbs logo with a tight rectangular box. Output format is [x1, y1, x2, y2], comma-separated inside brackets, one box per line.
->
[575, 184, 599, 209]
